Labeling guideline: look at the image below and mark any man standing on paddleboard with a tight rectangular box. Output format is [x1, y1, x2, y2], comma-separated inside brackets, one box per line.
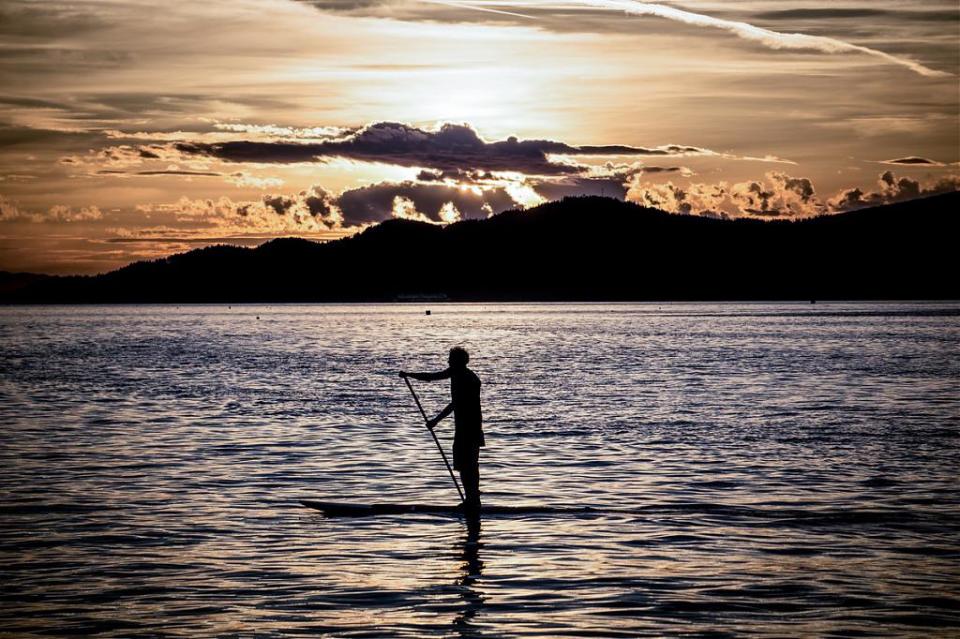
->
[400, 347, 484, 511]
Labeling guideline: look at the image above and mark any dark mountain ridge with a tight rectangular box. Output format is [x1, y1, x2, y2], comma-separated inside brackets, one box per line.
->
[4, 193, 958, 302]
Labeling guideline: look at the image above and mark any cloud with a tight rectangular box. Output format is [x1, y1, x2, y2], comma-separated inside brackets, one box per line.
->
[0, 195, 22, 221]
[96, 169, 222, 178]
[226, 172, 285, 189]
[45, 204, 104, 222]
[818, 115, 955, 139]
[137, 186, 343, 233]
[301, 0, 537, 21]
[753, 8, 958, 23]
[300, 0, 388, 13]
[175, 121, 719, 175]
[102, 122, 349, 146]
[335, 160, 694, 223]
[336, 179, 520, 225]
[627, 179, 729, 217]
[389, 195, 439, 223]
[628, 170, 960, 218]
[627, 170, 823, 218]
[130, 165, 566, 233]
[413, 0, 949, 77]
[428, 0, 535, 20]
[152, 159, 691, 230]
[166, 168, 640, 229]
[61, 143, 208, 176]
[531, 175, 632, 201]
[61, 145, 152, 170]
[527, 163, 688, 201]
[211, 122, 348, 140]
[130, 180, 504, 235]
[827, 170, 960, 211]
[731, 173, 818, 217]
[122, 158, 693, 233]
[479, 0, 950, 77]
[61, 144, 284, 187]
[879, 156, 945, 166]
[752, 9, 888, 21]
[1, 195, 103, 223]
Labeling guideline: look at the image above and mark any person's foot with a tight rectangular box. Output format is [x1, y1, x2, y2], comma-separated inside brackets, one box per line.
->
[459, 499, 482, 513]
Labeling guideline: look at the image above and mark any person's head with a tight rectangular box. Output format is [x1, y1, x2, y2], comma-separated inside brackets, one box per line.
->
[448, 346, 469, 369]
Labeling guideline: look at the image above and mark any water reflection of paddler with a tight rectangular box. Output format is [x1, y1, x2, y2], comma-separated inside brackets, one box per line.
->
[453, 516, 484, 636]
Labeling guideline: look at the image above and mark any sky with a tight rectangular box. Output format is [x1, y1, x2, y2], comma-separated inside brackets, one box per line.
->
[0, 0, 958, 274]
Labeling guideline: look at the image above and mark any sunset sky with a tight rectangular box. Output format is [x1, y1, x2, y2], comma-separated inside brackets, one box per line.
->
[1, 0, 958, 274]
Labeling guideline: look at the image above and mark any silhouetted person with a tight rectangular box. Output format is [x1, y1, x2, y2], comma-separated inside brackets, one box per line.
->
[400, 347, 484, 511]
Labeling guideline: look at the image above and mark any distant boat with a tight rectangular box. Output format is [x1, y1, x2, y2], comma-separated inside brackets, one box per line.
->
[394, 292, 449, 302]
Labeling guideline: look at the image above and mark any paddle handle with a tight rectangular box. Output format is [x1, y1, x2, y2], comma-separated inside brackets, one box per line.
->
[403, 376, 465, 503]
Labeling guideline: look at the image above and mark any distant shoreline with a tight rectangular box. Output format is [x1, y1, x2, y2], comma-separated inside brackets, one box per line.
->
[3, 193, 958, 304]
[3, 300, 959, 308]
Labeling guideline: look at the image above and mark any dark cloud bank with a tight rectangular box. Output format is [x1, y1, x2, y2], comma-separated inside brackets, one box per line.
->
[118, 120, 960, 228]
[198, 168, 959, 232]
[175, 121, 706, 175]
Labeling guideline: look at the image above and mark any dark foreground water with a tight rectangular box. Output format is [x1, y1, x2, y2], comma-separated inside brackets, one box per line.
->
[1, 302, 958, 638]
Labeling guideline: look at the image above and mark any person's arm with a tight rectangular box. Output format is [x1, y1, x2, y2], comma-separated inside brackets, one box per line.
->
[400, 368, 452, 382]
[427, 402, 454, 430]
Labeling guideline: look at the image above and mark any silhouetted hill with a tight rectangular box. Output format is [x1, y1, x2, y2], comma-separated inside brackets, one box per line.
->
[5, 193, 959, 302]
[0, 271, 54, 296]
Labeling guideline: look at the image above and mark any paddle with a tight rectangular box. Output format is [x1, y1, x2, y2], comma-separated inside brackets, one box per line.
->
[402, 376, 465, 504]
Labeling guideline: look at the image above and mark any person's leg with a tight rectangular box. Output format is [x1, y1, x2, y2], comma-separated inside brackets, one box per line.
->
[458, 448, 480, 508]
[459, 467, 479, 506]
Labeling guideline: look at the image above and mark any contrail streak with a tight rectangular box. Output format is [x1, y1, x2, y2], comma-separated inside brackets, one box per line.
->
[424, 0, 536, 19]
[579, 0, 948, 77]
[437, 0, 949, 78]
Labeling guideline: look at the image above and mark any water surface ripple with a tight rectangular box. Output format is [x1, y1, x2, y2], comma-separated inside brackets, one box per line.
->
[1, 302, 958, 637]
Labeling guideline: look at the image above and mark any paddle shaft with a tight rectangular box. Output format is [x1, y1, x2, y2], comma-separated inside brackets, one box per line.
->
[403, 376, 465, 503]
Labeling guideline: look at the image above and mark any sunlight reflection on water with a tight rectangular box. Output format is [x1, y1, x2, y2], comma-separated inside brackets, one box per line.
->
[1, 302, 959, 637]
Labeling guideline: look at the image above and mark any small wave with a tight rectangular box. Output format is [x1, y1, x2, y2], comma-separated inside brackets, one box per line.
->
[0, 503, 115, 516]
[861, 477, 900, 488]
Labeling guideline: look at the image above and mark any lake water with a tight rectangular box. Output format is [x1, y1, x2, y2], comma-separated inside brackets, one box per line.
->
[1, 302, 958, 637]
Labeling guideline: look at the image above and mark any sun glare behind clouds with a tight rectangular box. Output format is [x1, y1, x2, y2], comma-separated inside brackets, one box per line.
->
[0, 0, 957, 273]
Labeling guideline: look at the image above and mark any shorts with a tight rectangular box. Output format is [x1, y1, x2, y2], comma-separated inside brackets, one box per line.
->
[452, 441, 480, 471]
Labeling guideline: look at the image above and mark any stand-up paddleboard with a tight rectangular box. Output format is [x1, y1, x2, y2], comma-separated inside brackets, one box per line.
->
[301, 500, 599, 517]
